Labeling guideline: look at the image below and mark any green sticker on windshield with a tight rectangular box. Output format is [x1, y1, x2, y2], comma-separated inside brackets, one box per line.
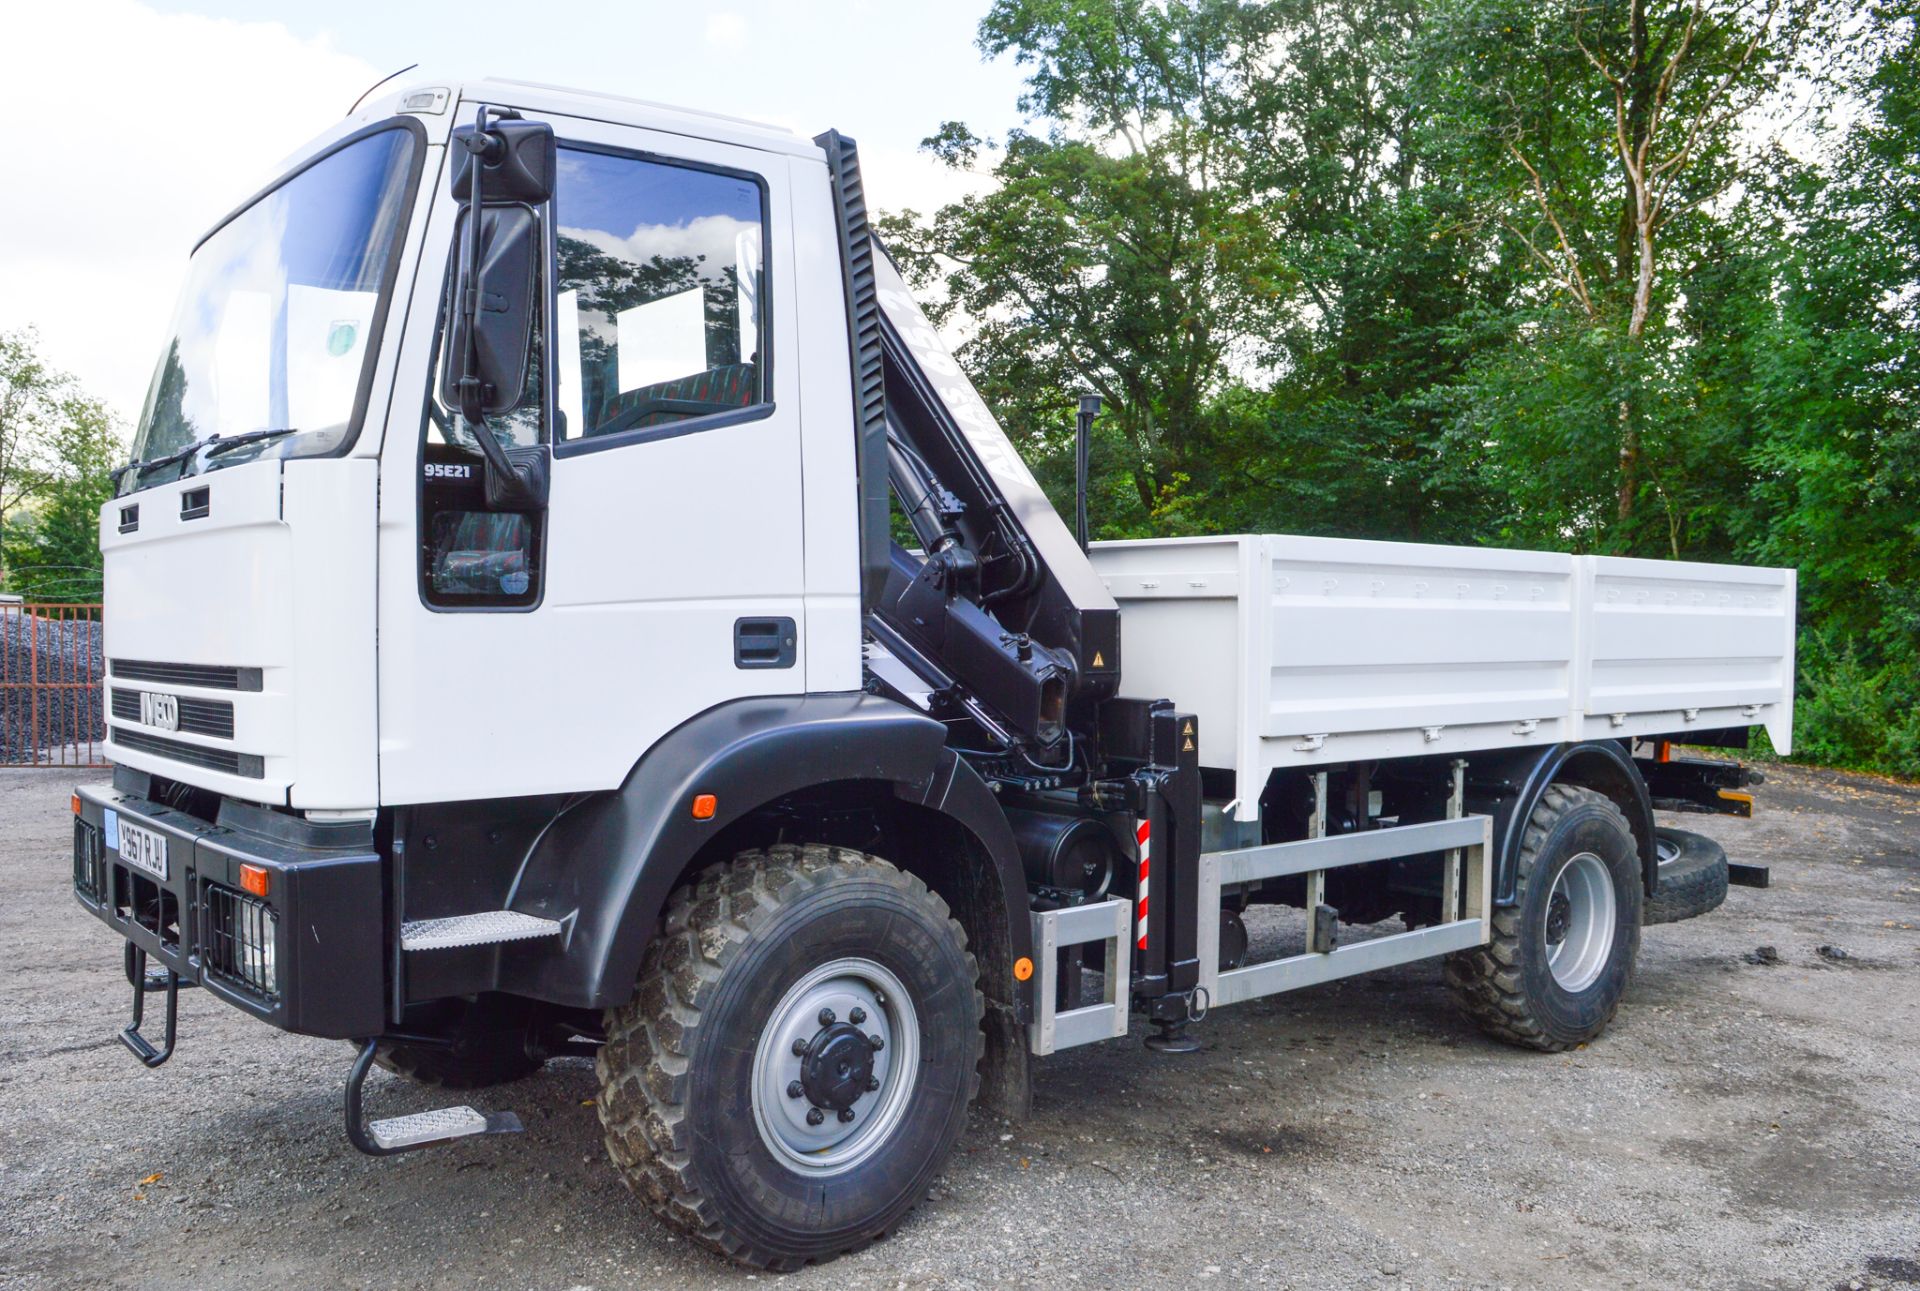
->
[327, 321, 359, 357]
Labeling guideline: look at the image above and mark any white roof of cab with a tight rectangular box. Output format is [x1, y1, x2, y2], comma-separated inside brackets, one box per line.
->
[346, 74, 823, 162]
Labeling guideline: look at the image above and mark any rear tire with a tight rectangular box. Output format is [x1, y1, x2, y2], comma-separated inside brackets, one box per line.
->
[596, 844, 983, 1271]
[1643, 826, 1729, 926]
[1446, 783, 1643, 1051]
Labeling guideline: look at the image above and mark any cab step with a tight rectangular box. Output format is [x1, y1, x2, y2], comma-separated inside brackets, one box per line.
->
[400, 910, 561, 951]
[366, 1105, 524, 1151]
[344, 1039, 523, 1156]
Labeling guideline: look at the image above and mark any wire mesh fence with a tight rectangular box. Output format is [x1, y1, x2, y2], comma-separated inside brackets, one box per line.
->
[0, 603, 106, 768]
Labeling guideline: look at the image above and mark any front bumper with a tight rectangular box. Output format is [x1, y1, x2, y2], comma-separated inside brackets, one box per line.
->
[72, 777, 387, 1038]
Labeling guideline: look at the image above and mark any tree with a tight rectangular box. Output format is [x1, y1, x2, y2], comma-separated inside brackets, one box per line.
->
[1730, 1, 1920, 775]
[1418, 0, 1838, 545]
[0, 330, 125, 600]
[0, 329, 65, 584]
[880, 0, 1297, 532]
[2, 392, 121, 602]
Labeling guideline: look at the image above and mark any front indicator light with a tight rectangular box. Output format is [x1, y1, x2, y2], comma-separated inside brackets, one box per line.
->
[239, 863, 269, 898]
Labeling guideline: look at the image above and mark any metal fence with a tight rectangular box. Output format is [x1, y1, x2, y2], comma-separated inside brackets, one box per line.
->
[0, 603, 107, 768]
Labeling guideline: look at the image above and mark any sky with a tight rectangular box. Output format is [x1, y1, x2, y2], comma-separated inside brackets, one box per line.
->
[0, 0, 1029, 424]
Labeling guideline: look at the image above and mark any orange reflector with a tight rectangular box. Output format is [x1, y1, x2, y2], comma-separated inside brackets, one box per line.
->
[1013, 956, 1034, 982]
[238, 863, 270, 898]
[71, 793, 82, 816]
[1655, 741, 1672, 763]
[691, 793, 717, 821]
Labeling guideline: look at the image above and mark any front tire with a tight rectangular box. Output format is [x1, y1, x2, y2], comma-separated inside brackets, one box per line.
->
[1446, 783, 1643, 1051]
[596, 844, 983, 1270]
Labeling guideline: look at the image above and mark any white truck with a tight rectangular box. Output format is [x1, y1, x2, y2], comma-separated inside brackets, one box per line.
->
[70, 77, 1791, 1270]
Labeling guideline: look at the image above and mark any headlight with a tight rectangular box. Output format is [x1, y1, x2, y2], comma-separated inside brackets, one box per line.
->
[204, 882, 279, 999]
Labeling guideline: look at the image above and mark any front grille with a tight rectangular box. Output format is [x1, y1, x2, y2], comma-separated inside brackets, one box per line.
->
[110, 659, 263, 692]
[110, 725, 263, 778]
[73, 820, 106, 903]
[109, 687, 235, 739]
[201, 882, 278, 1000]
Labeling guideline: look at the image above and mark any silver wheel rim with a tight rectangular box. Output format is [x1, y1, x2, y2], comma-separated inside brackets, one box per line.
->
[749, 957, 919, 1177]
[1655, 835, 1681, 867]
[1542, 851, 1617, 993]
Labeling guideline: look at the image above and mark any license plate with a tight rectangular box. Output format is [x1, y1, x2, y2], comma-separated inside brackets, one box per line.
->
[117, 819, 169, 881]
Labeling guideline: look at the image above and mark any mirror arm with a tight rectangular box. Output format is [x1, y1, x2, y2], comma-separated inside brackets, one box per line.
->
[456, 103, 548, 511]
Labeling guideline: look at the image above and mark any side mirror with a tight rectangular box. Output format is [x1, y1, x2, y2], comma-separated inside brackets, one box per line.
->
[450, 117, 555, 205]
[444, 106, 554, 511]
[438, 204, 539, 420]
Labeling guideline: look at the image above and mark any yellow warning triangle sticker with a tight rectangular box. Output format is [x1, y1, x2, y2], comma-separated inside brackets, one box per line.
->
[1183, 737, 1196, 752]
[1182, 720, 1196, 737]
[1091, 651, 1105, 668]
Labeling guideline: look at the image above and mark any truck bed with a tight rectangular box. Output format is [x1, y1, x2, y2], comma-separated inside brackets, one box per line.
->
[1089, 536, 1795, 821]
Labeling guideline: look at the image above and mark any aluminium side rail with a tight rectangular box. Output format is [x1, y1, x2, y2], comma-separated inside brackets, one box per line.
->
[1030, 811, 1495, 1054]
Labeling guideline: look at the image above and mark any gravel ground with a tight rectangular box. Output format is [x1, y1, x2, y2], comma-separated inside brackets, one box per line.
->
[1, 762, 1916, 1290]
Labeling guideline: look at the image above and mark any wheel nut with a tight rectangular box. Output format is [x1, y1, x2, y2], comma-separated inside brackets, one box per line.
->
[849, 1006, 867, 1025]
[838, 1107, 856, 1123]
[874, 990, 887, 1006]
[866, 1076, 880, 1092]
[818, 1007, 836, 1026]
[787, 1080, 805, 1099]
[806, 1107, 825, 1126]
[791, 1038, 809, 1057]
[868, 1033, 884, 1051]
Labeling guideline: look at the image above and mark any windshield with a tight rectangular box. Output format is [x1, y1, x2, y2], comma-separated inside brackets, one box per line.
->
[125, 126, 418, 492]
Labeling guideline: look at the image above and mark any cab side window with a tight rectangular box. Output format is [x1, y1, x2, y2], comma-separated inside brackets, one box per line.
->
[553, 147, 768, 445]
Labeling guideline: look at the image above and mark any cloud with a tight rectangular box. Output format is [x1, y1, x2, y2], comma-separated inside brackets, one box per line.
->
[704, 13, 747, 49]
[0, 0, 378, 422]
[562, 215, 761, 273]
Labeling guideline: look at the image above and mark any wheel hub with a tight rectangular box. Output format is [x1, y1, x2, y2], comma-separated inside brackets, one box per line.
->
[1545, 892, 1572, 945]
[1542, 851, 1619, 993]
[750, 957, 920, 1177]
[799, 1022, 878, 1112]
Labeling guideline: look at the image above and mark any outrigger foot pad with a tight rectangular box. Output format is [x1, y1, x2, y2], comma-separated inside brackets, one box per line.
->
[1145, 1024, 1202, 1054]
[344, 1039, 524, 1156]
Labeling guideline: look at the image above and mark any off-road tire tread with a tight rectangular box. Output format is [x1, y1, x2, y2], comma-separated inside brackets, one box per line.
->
[1445, 784, 1632, 1053]
[595, 844, 984, 1272]
[1643, 827, 1730, 926]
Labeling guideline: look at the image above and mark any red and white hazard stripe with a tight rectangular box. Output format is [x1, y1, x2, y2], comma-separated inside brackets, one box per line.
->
[1134, 819, 1151, 949]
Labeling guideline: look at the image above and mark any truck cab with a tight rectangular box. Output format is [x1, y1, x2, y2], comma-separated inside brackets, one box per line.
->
[70, 77, 1786, 1271]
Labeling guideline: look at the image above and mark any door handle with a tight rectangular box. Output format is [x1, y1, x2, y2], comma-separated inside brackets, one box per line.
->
[734, 617, 797, 669]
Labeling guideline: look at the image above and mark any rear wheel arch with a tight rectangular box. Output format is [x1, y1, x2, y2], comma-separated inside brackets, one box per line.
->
[1474, 742, 1657, 904]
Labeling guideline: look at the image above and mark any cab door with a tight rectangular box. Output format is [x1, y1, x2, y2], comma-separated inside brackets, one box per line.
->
[378, 109, 805, 804]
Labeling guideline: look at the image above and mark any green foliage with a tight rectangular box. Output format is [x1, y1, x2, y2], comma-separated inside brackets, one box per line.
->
[891, 0, 1919, 779]
[0, 329, 123, 602]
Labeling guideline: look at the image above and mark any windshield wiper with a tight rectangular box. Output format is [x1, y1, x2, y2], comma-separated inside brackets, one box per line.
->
[113, 428, 302, 485]
[113, 432, 222, 485]
[205, 427, 299, 458]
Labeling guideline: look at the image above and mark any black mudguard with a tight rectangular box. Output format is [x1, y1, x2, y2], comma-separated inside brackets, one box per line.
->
[1470, 741, 1658, 905]
[504, 693, 1033, 1013]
